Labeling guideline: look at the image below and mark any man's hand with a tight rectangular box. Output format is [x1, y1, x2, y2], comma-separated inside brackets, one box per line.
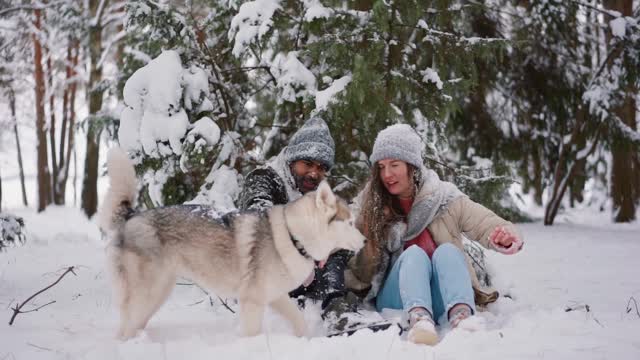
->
[489, 226, 523, 255]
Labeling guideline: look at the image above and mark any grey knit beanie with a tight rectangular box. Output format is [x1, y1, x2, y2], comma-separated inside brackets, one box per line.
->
[369, 124, 423, 168]
[284, 116, 335, 170]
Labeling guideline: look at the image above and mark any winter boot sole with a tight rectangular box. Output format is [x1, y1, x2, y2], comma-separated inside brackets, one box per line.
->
[408, 327, 439, 345]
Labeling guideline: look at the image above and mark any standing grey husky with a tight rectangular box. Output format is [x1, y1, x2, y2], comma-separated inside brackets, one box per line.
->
[98, 148, 365, 339]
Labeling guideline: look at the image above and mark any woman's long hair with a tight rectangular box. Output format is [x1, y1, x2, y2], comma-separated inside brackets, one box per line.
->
[359, 163, 422, 251]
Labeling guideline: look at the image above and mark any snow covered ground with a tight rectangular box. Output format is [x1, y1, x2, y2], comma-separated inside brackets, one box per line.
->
[1, 206, 639, 360]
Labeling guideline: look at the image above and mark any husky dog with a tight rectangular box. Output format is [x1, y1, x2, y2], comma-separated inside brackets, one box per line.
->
[98, 148, 365, 339]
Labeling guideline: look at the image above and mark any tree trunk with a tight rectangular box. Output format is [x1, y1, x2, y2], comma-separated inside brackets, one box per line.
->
[604, 0, 636, 222]
[46, 54, 59, 204]
[60, 42, 70, 170]
[56, 38, 78, 205]
[32, 8, 51, 212]
[81, 0, 107, 217]
[9, 89, 28, 207]
[544, 118, 602, 226]
[532, 146, 543, 206]
[544, 106, 594, 225]
[60, 39, 80, 204]
[610, 92, 637, 222]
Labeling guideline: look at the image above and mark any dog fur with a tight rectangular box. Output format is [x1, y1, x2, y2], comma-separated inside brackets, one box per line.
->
[98, 148, 365, 339]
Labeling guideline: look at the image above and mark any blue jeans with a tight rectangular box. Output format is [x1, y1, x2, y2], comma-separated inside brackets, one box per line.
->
[376, 244, 476, 325]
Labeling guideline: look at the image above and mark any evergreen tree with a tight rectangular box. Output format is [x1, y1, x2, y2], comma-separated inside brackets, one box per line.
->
[486, 0, 640, 224]
[229, 0, 517, 214]
[120, 0, 249, 208]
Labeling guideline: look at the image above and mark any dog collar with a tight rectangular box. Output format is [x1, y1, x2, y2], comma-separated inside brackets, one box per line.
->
[282, 209, 321, 266]
[291, 237, 314, 261]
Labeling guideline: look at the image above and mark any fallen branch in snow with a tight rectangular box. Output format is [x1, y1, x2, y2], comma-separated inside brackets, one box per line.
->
[565, 302, 605, 328]
[565, 303, 590, 313]
[8, 266, 76, 326]
[195, 286, 235, 313]
[188, 299, 205, 306]
[592, 317, 605, 328]
[218, 297, 236, 314]
[26, 342, 53, 352]
[176, 281, 235, 313]
[626, 297, 640, 318]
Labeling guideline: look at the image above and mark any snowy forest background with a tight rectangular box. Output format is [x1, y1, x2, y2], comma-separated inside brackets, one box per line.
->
[1, 0, 640, 232]
[1, 2, 640, 359]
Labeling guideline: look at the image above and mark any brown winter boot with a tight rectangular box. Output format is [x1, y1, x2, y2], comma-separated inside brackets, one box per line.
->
[474, 287, 499, 306]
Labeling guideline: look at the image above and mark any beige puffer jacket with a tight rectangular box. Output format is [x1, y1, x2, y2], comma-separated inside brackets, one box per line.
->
[346, 171, 521, 304]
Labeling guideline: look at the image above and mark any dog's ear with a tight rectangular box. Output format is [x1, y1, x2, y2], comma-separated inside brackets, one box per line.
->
[315, 181, 337, 212]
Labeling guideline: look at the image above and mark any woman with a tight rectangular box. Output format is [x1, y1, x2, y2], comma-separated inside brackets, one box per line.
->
[346, 124, 523, 345]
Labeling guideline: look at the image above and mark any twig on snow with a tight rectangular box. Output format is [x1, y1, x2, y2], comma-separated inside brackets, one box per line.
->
[18, 300, 56, 314]
[8, 266, 76, 325]
[218, 296, 236, 314]
[26, 343, 53, 352]
[187, 299, 204, 306]
[626, 296, 640, 318]
[565, 302, 605, 328]
[565, 303, 590, 312]
[592, 317, 605, 328]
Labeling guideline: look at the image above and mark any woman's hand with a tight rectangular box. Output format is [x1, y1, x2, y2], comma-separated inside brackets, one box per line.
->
[489, 226, 523, 255]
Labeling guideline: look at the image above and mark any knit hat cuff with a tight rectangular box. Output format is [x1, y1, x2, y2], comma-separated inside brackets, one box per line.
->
[285, 143, 335, 170]
[370, 146, 422, 169]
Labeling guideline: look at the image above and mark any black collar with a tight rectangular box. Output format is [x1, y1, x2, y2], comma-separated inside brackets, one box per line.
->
[283, 209, 321, 266]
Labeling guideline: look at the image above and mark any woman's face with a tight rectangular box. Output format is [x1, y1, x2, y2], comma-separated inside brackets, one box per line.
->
[377, 159, 413, 198]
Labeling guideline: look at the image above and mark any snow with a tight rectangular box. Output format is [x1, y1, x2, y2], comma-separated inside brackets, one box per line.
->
[186, 117, 221, 147]
[141, 107, 190, 156]
[1, 204, 639, 359]
[610, 17, 627, 38]
[120, 51, 214, 157]
[229, 0, 282, 57]
[421, 68, 443, 90]
[182, 66, 210, 112]
[315, 75, 352, 111]
[186, 165, 239, 213]
[270, 52, 317, 103]
[142, 164, 172, 207]
[304, 0, 333, 22]
[120, 51, 188, 156]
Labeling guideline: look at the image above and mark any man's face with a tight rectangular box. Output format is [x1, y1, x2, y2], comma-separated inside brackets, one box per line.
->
[290, 159, 328, 194]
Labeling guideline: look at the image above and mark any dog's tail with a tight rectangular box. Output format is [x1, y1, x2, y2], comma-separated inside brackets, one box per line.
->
[98, 147, 137, 235]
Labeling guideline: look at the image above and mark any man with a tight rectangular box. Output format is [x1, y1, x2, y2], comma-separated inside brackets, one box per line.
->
[237, 116, 359, 331]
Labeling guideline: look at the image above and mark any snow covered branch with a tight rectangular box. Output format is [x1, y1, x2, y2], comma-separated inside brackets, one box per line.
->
[0, 1, 65, 17]
[0, 214, 26, 251]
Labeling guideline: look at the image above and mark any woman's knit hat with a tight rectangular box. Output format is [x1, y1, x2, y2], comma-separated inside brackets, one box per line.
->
[284, 116, 335, 170]
[369, 124, 423, 168]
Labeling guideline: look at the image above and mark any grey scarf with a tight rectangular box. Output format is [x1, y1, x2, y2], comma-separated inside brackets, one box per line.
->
[386, 167, 466, 253]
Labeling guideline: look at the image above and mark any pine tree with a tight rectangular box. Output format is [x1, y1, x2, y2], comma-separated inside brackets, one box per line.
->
[229, 0, 516, 211]
[601, 0, 639, 222]
[493, 0, 640, 225]
[0, 4, 30, 207]
[119, 0, 249, 208]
